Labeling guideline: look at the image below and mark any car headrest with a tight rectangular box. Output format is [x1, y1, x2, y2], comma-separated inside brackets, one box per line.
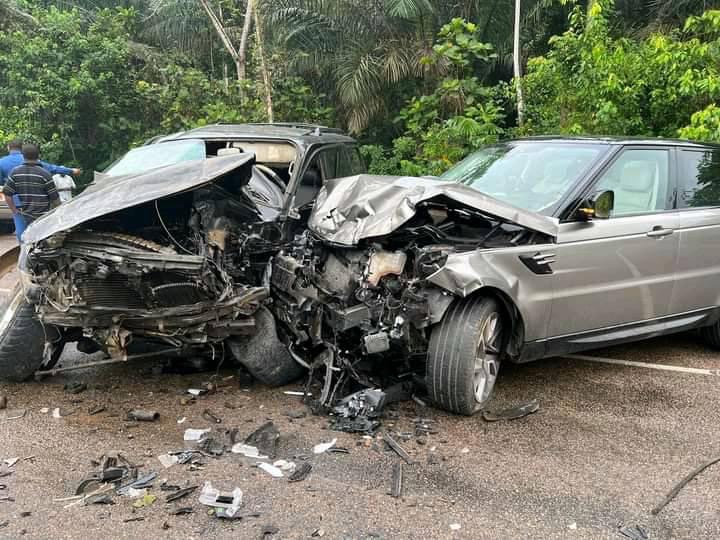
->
[620, 161, 655, 192]
[302, 168, 322, 187]
[217, 147, 241, 156]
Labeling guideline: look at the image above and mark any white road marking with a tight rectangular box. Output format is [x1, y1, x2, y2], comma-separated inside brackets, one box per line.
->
[564, 354, 720, 376]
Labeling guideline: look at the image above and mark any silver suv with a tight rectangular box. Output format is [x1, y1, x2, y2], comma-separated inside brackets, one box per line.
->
[271, 137, 720, 415]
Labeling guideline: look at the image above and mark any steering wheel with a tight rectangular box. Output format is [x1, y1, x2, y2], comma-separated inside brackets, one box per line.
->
[255, 164, 287, 191]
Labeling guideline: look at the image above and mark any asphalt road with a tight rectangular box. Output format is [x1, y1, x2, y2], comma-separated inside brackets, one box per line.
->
[1, 234, 719, 539]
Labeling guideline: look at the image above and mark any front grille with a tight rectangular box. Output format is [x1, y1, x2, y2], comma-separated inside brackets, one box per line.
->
[151, 282, 208, 307]
[77, 274, 146, 310]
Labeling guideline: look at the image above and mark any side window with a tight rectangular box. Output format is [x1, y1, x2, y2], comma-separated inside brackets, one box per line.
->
[594, 149, 670, 216]
[677, 149, 720, 208]
[345, 146, 367, 175]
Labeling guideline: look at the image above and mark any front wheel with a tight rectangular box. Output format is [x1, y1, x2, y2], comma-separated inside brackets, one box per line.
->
[0, 283, 47, 381]
[426, 296, 504, 416]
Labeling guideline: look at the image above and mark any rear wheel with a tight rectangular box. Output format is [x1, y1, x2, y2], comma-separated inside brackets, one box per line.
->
[426, 296, 504, 415]
[0, 283, 46, 381]
[228, 307, 305, 386]
[700, 323, 720, 349]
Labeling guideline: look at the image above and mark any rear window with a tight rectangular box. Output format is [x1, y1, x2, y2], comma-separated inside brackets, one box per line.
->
[677, 148, 720, 208]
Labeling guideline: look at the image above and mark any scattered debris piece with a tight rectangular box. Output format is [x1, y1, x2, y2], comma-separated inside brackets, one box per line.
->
[184, 428, 211, 442]
[187, 388, 207, 397]
[313, 439, 337, 455]
[284, 410, 307, 420]
[414, 418, 438, 436]
[257, 462, 284, 478]
[482, 399, 540, 422]
[199, 482, 243, 518]
[165, 485, 198, 503]
[412, 395, 427, 408]
[127, 409, 159, 422]
[244, 422, 280, 459]
[4, 458, 19, 468]
[231, 444, 267, 459]
[618, 525, 650, 540]
[3, 409, 26, 421]
[383, 433, 413, 464]
[87, 494, 114, 505]
[288, 462, 312, 483]
[169, 507, 193, 515]
[202, 409, 222, 424]
[0, 520, 8, 528]
[273, 460, 295, 472]
[126, 472, 158, 490]
[52, 408, 62, 419]
[123, 517, 145, 523]
[177, 417, 186, 424]
[391, 463, 403, 498]
[569, 522, 578, 530]
[158, 454, 179, 468]
[132, 493, 157, 508]
[64, 382, 87, 395]
[0, 395, 6, 410]
[311, 528, 325, 537]
[450, 523, 461, 531]
[200, 437, 225, 457]
[125, 488, 148, 499]
[88, 405, 105, 415]
[461, 447, 470, 454]
[327, 447, 350, 454]
[330, 389, 385, 434]
[261, 525, 280, 537]
[652, 454, 720, 515]
[40, 407, 49, 414]
[283, 391, 310, 397]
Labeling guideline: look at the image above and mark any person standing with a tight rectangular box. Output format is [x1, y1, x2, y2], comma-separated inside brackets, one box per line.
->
[52, 173, 76, 203]
[0, 139, 80, 184]
[3, 144, 61, 241]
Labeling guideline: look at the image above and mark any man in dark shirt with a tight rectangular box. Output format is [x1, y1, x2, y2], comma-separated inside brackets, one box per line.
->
[4, 143, 60, 241]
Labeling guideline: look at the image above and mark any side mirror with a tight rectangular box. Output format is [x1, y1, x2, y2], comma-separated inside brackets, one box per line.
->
[576, 190, 614, 220]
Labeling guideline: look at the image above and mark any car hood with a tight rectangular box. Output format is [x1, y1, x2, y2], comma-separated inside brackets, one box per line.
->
[308, 174, 558, 245]
[23, 154, 255, 244]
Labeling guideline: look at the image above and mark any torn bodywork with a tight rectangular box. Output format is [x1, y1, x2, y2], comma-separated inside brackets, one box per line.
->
[271, 174, 556, 410]
[20, 155, 280, 361]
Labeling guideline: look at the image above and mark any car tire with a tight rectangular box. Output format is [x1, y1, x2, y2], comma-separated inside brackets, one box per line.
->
[426, 296, 504, 416]
[700, 323, 720, 349]
[228, 306, 305, 386]
[0, 283, 46, 381]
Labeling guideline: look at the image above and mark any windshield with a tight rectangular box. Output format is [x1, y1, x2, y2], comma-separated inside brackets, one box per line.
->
[441, 142, 607, 214]
[104, 139, 206, 177]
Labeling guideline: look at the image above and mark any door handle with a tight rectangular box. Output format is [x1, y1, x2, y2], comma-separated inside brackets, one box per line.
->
[646, 226, 674, 238]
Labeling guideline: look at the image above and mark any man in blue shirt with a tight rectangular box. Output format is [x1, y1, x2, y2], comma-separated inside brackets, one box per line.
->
[0, 140, 80, 241]
[0, 140, 80, 184]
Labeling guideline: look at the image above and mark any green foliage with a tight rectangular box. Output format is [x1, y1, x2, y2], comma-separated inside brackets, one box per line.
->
[523, 2, 720, 140]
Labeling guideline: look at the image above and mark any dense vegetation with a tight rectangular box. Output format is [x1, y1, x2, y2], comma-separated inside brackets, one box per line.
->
[1, 0, 719, 183]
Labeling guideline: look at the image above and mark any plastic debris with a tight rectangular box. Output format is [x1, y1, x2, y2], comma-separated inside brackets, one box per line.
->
[313, 439, 337, 454]
[288, 462, 312, 483]
[169, 507, 193, 515]
[450, 523, 461, 531]
[273, 460, 295, 472]
[52, 408, 61, 419]
[3, 458, 19, 468]
[3, 409, 26, 421]
[88, 405, 105, 415]
[231, 443, 267, 459]
[482, 399, 540, 422]
[125, 487, 147, 499]
[0, 395, 6, 410]
[158, 454, 179, 468]
[177, 417, 186, 424]
[184, 428, 211, 442]
[40, 407, 49, 414]
[64, 382, 87, 395]
[283, 391, 310, 396]
[199, 482, 243, 518]
[311, 528, 325, 537]
[132, 493, 157, 508]
[261, 525, 280, 537]
[330, 389, 385, 434]
[382, 433, 413, 464]
[618, 525, 650, 540]
[257, 462, 284, 478]
[187, 388, 207, 397]
[202, 409, 222, 424]
[165, 485, 198, 503]
[199, 437, 225, 456]
[391, 462, 403, 498]
[127, 409, 159, 422]
[244, 422, 280, 459]
[569, 522, 578, 530]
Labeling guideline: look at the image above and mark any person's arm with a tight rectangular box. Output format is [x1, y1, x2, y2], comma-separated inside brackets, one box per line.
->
[3, 177, 18, 214]
[44, 175, 61, 209]
[40, 160, 81, 177]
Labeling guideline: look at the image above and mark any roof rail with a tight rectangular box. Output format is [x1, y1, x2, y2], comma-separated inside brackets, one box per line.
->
[243, 122, 346, 135]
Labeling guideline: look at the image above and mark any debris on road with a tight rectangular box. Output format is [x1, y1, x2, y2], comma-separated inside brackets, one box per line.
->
[64, 382, 87, 395]
[127, 409, 159, 422]
[169, 507, 193, 515]
[244, 422, 280, 459]
[391, 462, 403, 498]
[330, 388, 385, 434]
[164, 485, 197, 503]
[450, 523, 461, 531]
[4, 458, 19, 468]
[383, 433, 413, 464]
[202, 409, 222, 424]
[482, 399, 540, 422]
[283, 391, 310, 397]
[313, 439, 337, 455]
[199, 436, 225, 457]
[52, 408, 62, 419]
[261, 525, 280, 538]
[231, 444, 267, 459]
[132, 493, 157, 508]
[183, 428, 211, 442]
[652, 454, 720, 515]
[288, 462, 312, 483]
[0, 395, 6, 410]
[257, 462, 284, 478]
[187, 388, 208, 397]
[2, 408, 26, 421]
[88, 405, 105, 415]
[618, 525, 650, 540]
[198, 481, 243, 519]
[158, 453, 179, 468]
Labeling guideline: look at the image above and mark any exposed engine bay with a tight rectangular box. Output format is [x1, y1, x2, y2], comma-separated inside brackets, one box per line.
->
[21, 156, 287, 363]
[270, 197, 550, 408]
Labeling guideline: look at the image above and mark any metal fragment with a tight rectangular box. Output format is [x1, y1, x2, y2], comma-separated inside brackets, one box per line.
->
[288, 462, 312, 483]
[165, 485, 198, 503]
[391, 462, 403, 498]
[382, 433, 413, 464]
[652, 454, 720, 515]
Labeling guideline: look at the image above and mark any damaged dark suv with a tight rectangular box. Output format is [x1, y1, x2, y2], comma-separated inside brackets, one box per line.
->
[0, 123, 365, 382]
[271, 137, 720, 415]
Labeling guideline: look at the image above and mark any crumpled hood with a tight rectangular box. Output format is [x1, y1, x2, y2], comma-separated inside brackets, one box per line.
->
[308, 174, 558, 245]
[23, 153, 255, 244]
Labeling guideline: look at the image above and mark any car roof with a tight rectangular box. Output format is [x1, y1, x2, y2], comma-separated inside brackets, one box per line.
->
[157, 123, 357, 146]
[513, 135, 720, 149]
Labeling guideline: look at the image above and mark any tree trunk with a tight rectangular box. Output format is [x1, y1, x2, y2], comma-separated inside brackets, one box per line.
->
[513, 0, 525, 127]
[254, 4, 274, 123]
[237, 0, 254, 82]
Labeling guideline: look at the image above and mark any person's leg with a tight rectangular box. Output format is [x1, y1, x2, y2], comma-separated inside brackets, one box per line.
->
[13, 214, 26, 243]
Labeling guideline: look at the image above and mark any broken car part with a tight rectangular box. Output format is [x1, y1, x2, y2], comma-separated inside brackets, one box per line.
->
[391, 463, 403, 498]
[652, 454, 720, 515]
[165, 485, 198, 503]
[243, 422, 280, 459]
[382, 434, 413, 465]
[482, 399, 540, 422]
[126, 409, 159, 422]
[288, 462, 312, 483]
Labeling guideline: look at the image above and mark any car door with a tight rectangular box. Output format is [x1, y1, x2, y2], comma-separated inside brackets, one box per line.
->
[668, 146, 720, 315]
[547, 147, 679, 338]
